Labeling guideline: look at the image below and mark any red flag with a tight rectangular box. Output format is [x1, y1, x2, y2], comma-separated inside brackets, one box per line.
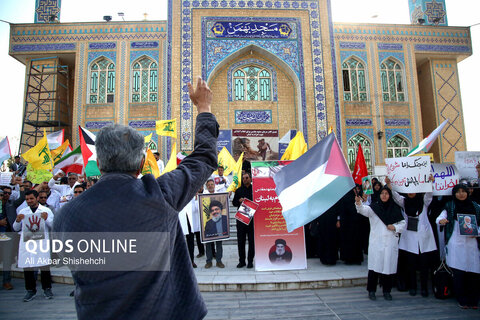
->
[352, 144, 368, 185]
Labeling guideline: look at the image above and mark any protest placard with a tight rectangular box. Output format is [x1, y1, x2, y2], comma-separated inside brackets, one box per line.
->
[455, 151, 480, 183]
[385, 156, 432, 193]
[431, 163, 459, 196]
[252, 161, 306, 271]
[0, 172, 13, 186]
[235, 199, 259, 225]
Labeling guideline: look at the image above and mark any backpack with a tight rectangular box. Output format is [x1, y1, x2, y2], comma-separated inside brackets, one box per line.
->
[432, 260, 453, 299]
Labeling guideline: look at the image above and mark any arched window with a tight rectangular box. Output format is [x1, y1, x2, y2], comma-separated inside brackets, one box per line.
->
[347, 134, 373, 173]
[387, 135, 410, 158]
[131, 56, 158, 103]
[233, 65, 271, 101]
[88, 57, 115, 104]
[342, 57, 367, 101]
[380, 58, 405, 102]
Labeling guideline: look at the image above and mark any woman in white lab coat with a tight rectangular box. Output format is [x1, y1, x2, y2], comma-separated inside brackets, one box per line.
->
[437, 184, 480, 309]
[386, 177, 437, 297]
[355, 186, 406, 301]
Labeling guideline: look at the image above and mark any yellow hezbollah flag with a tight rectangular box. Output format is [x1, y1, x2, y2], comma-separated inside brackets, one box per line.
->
[280, 131, 307, 161]
[156, 119, 177, 138]
[215, 147, 236, 176]
[144, 133, 153, 143]
[50, 139, 71, 164]
[161, 141, 177, 175]
[22, 129, 53, 171]
[227, 152, 244, 192]
[328, 126, 333, 134]
[142, 148, 160, 178]
[26, 163, 52, 185]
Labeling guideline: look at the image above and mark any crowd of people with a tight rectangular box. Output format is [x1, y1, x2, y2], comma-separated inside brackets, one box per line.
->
[1, 77, 480, 318]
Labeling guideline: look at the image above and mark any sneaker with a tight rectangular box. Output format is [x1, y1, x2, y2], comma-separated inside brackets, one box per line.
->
[44, 288, 53, 299]
[237, 262, 246, 268]
[23, 290, 36, 302]
[368, 292, 376, 301]
[3, 283, 13, 290]
[383, 292, 392, 301]
[204, 262, 212, 269]
[216, 261, 225, 268]
[247, 263, 253, 269]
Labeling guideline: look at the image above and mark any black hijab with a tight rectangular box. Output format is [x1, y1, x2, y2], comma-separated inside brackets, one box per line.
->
[370, 186, 404, 226]
[371, 181, 383, 203]
[404, 193, 424, 217]
[452, 184, 476, 219]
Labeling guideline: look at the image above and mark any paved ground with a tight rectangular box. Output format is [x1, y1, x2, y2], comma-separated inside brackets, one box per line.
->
[1, 278, 479, 319]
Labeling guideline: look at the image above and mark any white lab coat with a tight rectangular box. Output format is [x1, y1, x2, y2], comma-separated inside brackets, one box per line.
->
[436, 210, 480, 273]
[356, 203, 406, 274]
[179, 196, 201, 235]
[392, 191, 437, 254]
[13, 204, 54, 268]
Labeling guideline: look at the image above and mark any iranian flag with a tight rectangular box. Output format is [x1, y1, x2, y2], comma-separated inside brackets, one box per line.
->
[79, 126, 101, 177]
[54, 146, 83, 175]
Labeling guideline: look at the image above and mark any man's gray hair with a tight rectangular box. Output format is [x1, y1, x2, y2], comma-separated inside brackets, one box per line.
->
[96, 124, 145, 173]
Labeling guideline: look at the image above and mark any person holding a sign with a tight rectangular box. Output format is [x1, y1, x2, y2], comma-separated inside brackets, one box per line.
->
[437, 184, 480, 309]
[232, 172, 254, 269]
[355, 186, 406, 301]
[13, 189, 54, 302]
[385, 176, 436, 297]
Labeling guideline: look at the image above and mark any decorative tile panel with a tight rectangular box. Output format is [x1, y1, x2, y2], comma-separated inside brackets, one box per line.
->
[385, 128, 412, 143]
[12, 43, 75, 52]
[87, 51, 116, 66]
[235, 110, 272, 124]
[378, 51, 405, 65]
[339, 42, 365, 50]
[128, 120, 156, 128]
[89, 42, 116, 49]
[414, 44, 470, 53]
[340, 51, 367, 65]
[385, 118, 410, 126]
[85, 121, 113, 129]
[131, 41, 159, 49]
[346, 128, 374, 142]
[346, 118, 372, 126]
[35, 0, 61, 23]
[378, 43, 403, 51]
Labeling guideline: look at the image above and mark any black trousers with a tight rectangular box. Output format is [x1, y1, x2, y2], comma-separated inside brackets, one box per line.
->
[367, 270, 393, 293]
[236, 220, 255, 264]
[24, 266, 51, 292]
[195, 232, 204, 255]
[404, 250, 434, 291]
[452, 268, 480, 307]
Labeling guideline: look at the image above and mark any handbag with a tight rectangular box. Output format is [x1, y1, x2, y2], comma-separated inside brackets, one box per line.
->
[406, 216, 419, 231]
[432, 260, 453, 299]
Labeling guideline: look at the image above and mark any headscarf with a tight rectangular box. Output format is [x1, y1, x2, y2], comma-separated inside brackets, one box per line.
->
[404, 193, 424, 217]
[452, 184, 476, 219]
[370, 186, 404, 226]
[370, 181, 383, 203]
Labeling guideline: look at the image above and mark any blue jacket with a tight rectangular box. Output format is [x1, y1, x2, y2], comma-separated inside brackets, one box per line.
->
[54, 113, 218, 320]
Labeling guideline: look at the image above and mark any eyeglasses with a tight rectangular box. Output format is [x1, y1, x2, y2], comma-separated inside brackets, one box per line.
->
[74, 191, 83, 194]
[3, 192, 11, 195]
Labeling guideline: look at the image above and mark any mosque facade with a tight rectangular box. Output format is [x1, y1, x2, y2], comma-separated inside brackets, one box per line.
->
[8, 0, 472, 173]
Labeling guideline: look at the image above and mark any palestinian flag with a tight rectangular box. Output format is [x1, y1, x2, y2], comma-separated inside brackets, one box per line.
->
[273, 133, 355, 232]
[54, 146, 83, 175]
[79, 126, 101, 177]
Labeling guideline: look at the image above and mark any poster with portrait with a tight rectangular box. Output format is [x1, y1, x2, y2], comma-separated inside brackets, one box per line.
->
[198, 192, 230, 243]
[457, 214, 478, 236]
[252, 161, 307, 271]
[362, 176, 373, 195]
[455, 151, 480, 184]
[232, 129, 279, 162]
[22, 212, 46, 242]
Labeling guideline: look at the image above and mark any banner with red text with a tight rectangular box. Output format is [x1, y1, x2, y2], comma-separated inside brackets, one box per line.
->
[385, 156, 433, 193]
[252, 161, 307, 271]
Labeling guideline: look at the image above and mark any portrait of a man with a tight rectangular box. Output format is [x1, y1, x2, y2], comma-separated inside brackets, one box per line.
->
[458, 214, 478, 236]
[199, 194, 230, 242]
[269, 239, 292, 264]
